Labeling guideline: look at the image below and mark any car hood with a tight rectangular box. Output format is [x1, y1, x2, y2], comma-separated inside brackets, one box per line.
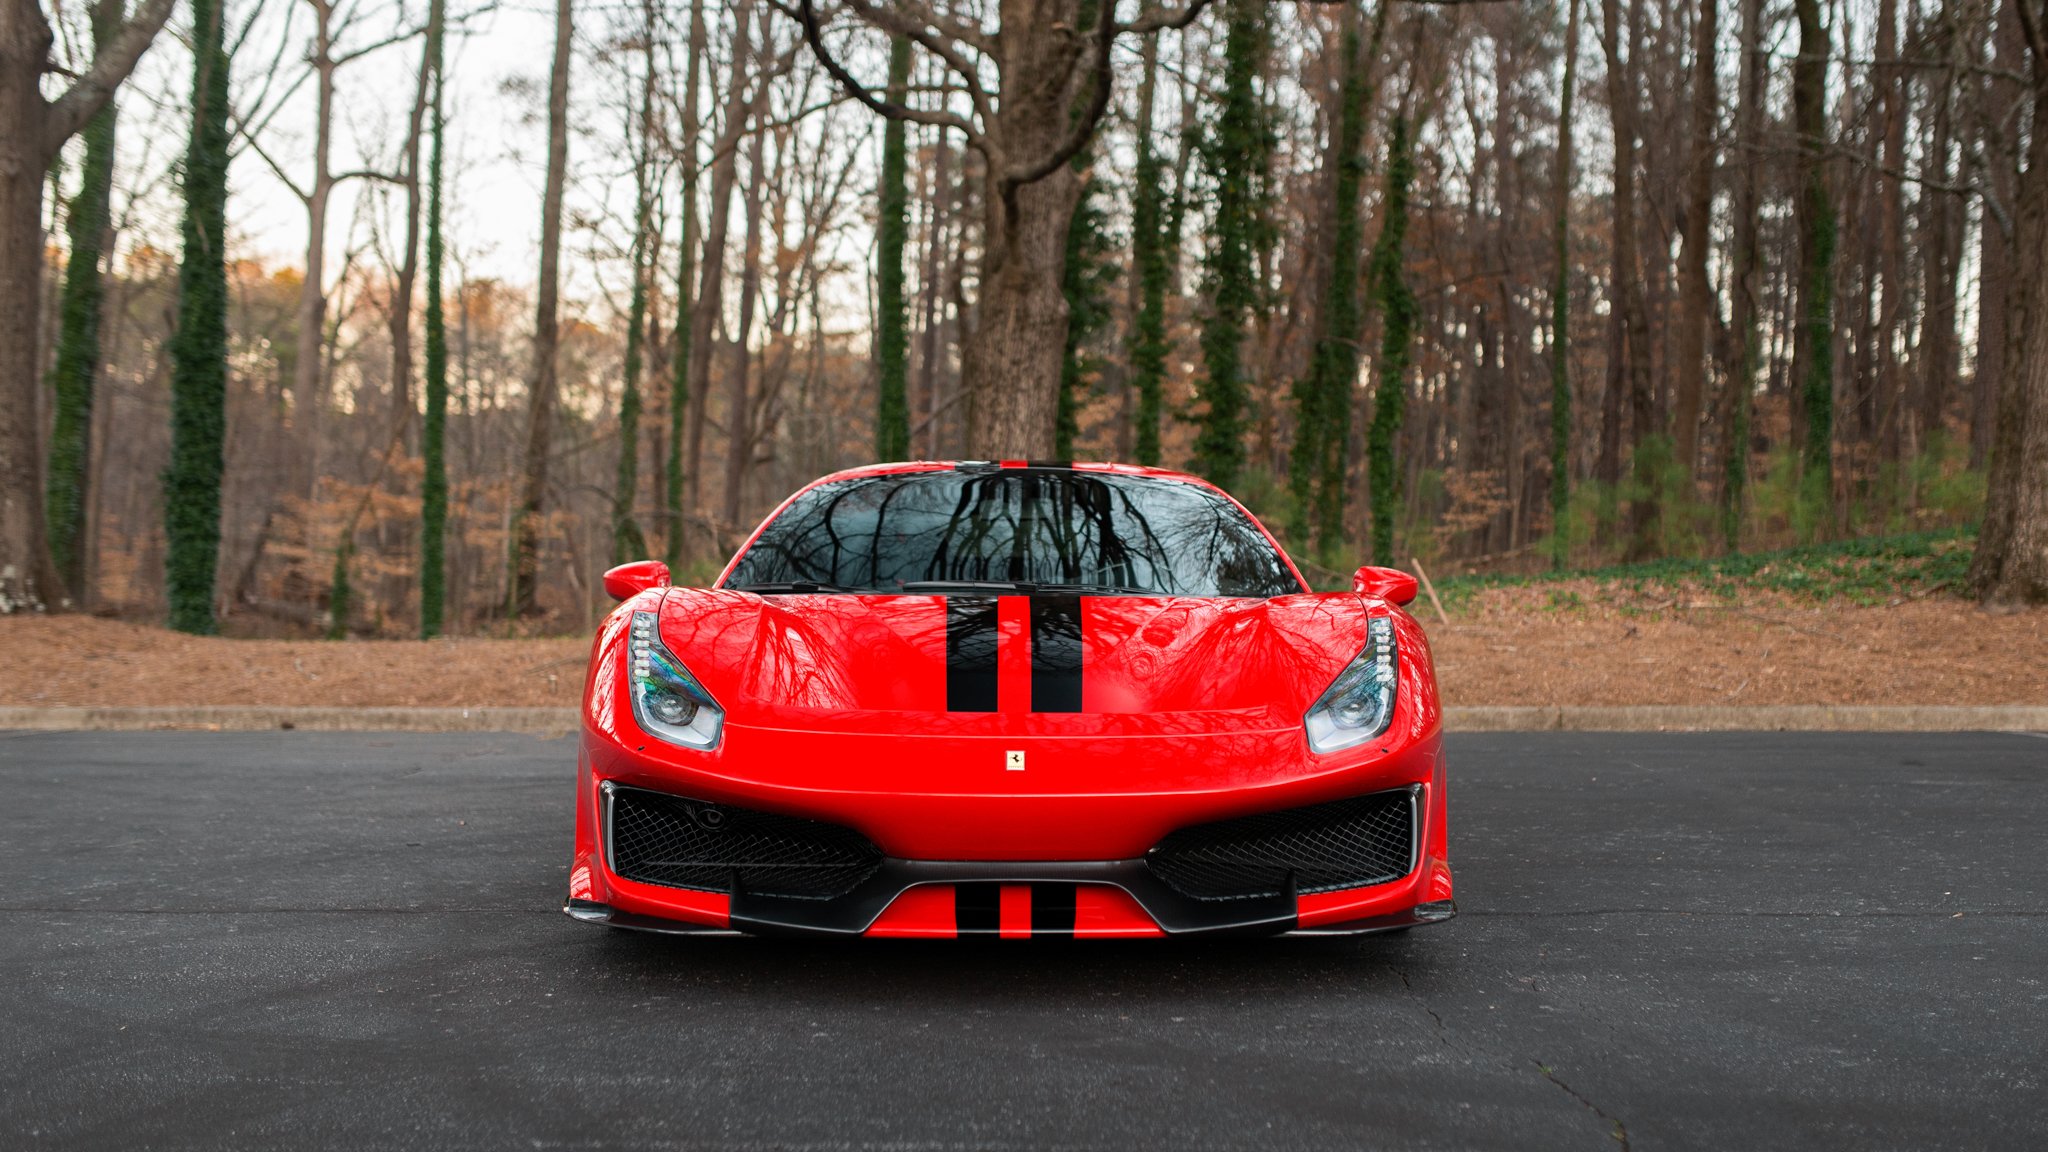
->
[651, 588, 1380, 735]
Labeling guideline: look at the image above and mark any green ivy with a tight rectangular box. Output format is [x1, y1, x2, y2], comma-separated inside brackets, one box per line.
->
[1365, 113, 1415, 567]
[164, 0, 233, 635]
[1290, 1, 1387, 559]
[44, 0, 120, 606]
[874, 36, 913, 461]
[420, 0, 449, 637]
[1191, 0, 1274, 490]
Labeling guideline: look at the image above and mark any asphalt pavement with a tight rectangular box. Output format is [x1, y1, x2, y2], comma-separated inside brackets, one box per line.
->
[1, 729, 2042, 1150]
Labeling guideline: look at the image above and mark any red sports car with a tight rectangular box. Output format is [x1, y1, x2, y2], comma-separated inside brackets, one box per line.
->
[565, 461, 1454, 939]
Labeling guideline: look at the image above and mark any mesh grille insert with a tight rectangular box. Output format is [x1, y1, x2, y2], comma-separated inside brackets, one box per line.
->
[1146, 788, 1416, 901]
[607, 786, 883, 900]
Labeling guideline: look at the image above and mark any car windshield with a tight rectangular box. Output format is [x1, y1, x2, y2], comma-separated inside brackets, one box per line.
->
[724, 469, 1302, 598]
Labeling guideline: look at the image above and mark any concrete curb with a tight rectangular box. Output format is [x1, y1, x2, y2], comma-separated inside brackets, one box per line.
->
[1, 704, 2043, 734]
[0, 706, 580, 735]
[1445, 705, 2048, 732]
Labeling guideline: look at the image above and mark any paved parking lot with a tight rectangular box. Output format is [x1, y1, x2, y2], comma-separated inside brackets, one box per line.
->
[1, 729, 2042, 1150]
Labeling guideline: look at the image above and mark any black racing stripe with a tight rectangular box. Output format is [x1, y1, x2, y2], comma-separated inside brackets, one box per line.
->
[1023, 459, 1073, 469]
[954, 883, 1001, 936]
[945, 596, 999, 712]
[1029, 594, 1083, 713]
[1030, 883, 1076, 937]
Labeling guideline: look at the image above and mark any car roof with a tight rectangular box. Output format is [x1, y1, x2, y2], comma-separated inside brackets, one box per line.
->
[801, 460, 1224, 489]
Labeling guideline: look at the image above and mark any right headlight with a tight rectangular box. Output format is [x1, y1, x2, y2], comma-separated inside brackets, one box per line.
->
[1303, 615, 1398, 754]
[627, 610, 724, 749]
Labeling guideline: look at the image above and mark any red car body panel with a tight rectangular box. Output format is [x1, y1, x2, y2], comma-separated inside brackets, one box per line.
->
[566, 461, 1454, 938]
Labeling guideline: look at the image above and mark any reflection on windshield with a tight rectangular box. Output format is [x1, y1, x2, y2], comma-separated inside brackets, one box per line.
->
[725, 470, 1302, 597]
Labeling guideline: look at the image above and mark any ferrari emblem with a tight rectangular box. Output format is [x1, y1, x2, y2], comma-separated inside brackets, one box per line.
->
[1005, 750, 1025, 771]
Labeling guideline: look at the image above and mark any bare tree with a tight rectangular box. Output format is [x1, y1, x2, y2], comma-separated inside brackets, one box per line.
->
[508, 0, 573, 617]
[0, 0, 173, 611]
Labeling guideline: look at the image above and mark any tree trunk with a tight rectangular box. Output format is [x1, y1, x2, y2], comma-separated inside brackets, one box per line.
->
[1790, 0, 1835, 529]
[165, 0, 233, 633]
[44, 0, 122, 607]
[875, 36, 912, 460]
[1292, 0, 1386, 554]
[1126, 33, 1168, 468]
[1188, 0, 1267, 489]
[722, 128, 768, 531]
[1970, 13, 2048, 605]
[507, 0, 572, 617]
[420, 0, 448, 636]
[1672, 0, 1718, 478]
[1366, 112, 1416, 567]
[0, 0, 57, 611]
[1915, 23, 1962, 454]
[613, 0, 658, 565]
[293, 1, 338, 500]
[389, 14, 433, 446]
[1721, 0, 1767, 548]
[915, 127, 950, 460]
[685, 0, 755, 521]
[1874, 0, 1907, 473]
[1550, 0, 1582, 568]
[664, 0, 704, 567]
[956, 0, 1102, 461]
[0, 0, 169, 613]
[1971, 0, 2024, 467]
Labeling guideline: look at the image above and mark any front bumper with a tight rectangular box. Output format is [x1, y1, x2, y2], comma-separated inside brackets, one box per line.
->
[565, 756, 1455, 939]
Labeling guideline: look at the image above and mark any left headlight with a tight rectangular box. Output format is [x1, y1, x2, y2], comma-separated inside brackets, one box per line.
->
[1303, 616, 1398, 754]
[627, 610, 723, 749]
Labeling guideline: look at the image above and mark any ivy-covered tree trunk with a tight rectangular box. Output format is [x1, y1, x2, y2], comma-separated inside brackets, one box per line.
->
[665, 0, 705, 567]
[45, 0, 122, 606]
[1791, 0, 1836, 532]
[875, 36, 912, 461]
[1366, 113, 1415, 568]
[1125, 35, 1168, 467]
[164, 0, 232, 634]
[419, 0, 448, 637]
[1290, 0, 1386, 558]
[1549, 0, 1581, 569]
[1192, 0, 1272, 491]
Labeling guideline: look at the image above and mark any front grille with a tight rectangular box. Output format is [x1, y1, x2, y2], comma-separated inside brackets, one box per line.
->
[606, 785, 883, 900]
[1146, 788, 1417, 901]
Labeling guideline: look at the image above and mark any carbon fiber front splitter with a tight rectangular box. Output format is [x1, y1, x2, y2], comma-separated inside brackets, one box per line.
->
[563, 858, 1454, 938]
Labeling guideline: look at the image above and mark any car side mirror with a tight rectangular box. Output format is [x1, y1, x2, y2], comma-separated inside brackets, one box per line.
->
[603, 560, 671, 601]
[1352, 565, 1418, 606]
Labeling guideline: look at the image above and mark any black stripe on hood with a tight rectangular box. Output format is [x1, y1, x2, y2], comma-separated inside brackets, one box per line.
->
[944, 596, 999, 712]
[1029, 594, 1083, 713]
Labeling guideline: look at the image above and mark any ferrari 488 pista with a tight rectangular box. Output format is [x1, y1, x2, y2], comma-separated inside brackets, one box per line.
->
[565, 461, 1454, 938]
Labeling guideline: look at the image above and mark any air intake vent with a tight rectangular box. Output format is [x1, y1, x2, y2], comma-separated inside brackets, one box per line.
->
[607, 785, 883, 900]
[1146, 788, 1417, 901]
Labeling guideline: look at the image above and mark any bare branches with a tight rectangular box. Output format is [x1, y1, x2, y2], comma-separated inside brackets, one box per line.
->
[1121, 0, 1221, 35]
[793, 0, 982, 142]
[42, 0, 179, 155]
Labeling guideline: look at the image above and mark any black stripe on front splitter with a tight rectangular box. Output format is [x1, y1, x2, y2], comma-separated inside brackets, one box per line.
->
[1029, 594, 1083, 713]
[1030, 883, 1076, 937]
[954, 882, 1001, 936]
[945, 596, 999, 712]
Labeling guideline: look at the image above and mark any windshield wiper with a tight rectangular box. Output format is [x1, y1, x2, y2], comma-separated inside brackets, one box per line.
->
[726, 580, 863, 594]
[898, 580, 1156, 596]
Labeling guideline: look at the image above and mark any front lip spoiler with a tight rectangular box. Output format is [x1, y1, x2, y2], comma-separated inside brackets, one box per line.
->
[565, 860, 1448, 939]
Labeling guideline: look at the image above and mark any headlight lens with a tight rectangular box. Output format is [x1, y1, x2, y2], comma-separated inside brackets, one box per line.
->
[627, 610, 723, 748]
[1303, 616, 1398, 753]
